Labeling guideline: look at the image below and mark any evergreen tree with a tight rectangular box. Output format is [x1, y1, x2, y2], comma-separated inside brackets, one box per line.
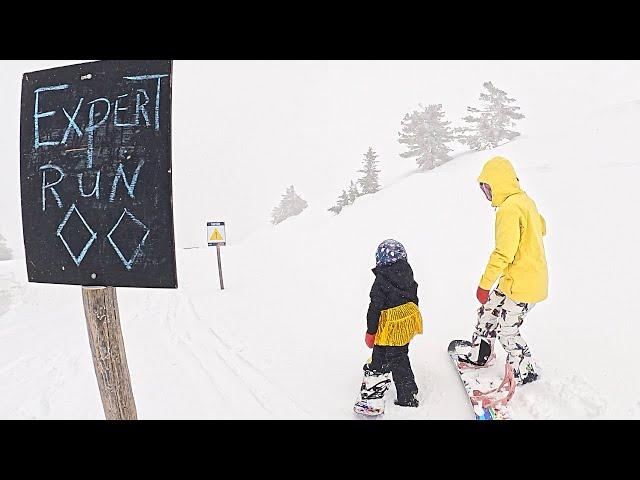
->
[348, 181, 359, 203]
[327, 205, 342, 215]
[271, 185, 308, 225]
[339, 189, 350, 207]
[328, 189, 352, 215]
[457, 81, 525, 151]
[0, 233, 11, 261]
[357, 147, 381, 194]
[328, 147, 382, 215]
[398, 104, 454, 170]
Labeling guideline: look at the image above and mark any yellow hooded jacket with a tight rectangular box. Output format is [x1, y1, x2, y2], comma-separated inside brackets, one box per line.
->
[478, 157, 548, 304]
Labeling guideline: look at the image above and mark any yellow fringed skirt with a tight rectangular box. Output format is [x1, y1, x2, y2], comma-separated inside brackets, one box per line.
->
[374, 302, 423, 346]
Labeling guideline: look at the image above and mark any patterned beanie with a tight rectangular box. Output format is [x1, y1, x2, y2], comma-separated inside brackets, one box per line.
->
[375, 239, 407, 267]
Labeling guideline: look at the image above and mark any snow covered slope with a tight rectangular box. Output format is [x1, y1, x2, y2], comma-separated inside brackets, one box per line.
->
[1, 101, 639, 419]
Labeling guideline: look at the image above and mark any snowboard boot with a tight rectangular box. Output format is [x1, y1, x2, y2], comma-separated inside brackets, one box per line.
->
[520, 372, 539, 385]
[513, 359, 540, 386]
[458, 339, 496, 368]
[394, 384, 419, 407]
[394, 396, 419, 408]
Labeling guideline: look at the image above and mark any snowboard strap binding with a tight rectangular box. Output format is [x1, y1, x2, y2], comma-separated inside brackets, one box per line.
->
[456, 338, 495, 369]
[470, 362, 516, 410]
[361, 379, 391, 400]
[458, 351, 496, 370]
[361, 369, 391, 400]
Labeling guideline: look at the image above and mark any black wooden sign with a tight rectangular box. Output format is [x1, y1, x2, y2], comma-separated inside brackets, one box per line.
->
[20, 60, 177, 288]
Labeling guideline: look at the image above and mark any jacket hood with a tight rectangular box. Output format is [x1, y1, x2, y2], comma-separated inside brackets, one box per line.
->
[372, 259, 417, 299]
[477, 156, 522, 207]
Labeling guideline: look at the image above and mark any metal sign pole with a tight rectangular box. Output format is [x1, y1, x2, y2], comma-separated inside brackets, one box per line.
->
[216, 245, 224, 290]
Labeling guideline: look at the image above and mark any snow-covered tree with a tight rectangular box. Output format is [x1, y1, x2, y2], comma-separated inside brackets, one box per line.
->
[328, 189, 351, 215]
[348, 181, 360, 203]
[339, 189, 350, 207]
[271, 185, 308, 225]
[457, 81, 525, 151]
[328, 147, 382, 215]
[398, 104, 454, 170]
[327, 205, 342, 215]
[0, 233, 12, 260]
[357, 147, 381, 194]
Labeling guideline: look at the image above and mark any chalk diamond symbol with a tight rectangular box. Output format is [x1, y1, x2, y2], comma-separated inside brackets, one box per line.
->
[56, 203, 97, 266]
[107, 208, 150, 271]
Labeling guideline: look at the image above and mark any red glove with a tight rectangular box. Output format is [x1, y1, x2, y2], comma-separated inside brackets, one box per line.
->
[365, 332, 376, 348]
[476, 286, 490, 305]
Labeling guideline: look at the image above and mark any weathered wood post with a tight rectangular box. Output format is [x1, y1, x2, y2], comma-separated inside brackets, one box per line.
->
[82, 286, 137, 420]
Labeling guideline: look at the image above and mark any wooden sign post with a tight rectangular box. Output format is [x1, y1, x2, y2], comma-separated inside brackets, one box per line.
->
[82, 286, 137, 419]
[207, 222, 226, 290]
[20, 60, 177, 419]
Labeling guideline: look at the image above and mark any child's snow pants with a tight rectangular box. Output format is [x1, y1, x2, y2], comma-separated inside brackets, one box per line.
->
[365, 343, 418, 404]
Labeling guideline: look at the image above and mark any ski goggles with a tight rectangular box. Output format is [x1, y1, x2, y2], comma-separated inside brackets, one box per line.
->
[479, 182, 492, 201]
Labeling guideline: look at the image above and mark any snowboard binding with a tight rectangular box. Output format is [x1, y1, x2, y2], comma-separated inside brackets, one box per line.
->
[470, 361, 516, 413]
[360, 367, 391, 400]
[448, 339, 515, 420]
[354, 366, 391, 417]
[457, 351, 497, 369]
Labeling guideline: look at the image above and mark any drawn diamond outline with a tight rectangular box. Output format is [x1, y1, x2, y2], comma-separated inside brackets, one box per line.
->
[107, 208, 150, 271]
[56, 203, 97, 266]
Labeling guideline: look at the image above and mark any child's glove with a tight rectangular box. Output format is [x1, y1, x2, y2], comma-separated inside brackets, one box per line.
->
[476, 286, 490, 305]
[365, 332, 376, 348]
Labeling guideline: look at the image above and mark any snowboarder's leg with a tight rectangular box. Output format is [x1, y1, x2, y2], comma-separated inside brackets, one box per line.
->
[462, 290, 506, 365]
[361, 345, 391, 401]
[497, 297, 539, 385]
[367, 344, 388, 372]
[385, 344, 419, 407]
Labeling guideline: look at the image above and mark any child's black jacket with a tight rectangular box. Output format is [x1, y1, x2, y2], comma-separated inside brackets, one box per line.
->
[366, 259, 419, 335]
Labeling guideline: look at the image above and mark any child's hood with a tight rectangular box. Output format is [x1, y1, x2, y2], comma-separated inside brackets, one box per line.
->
[372, 259, 417, 294]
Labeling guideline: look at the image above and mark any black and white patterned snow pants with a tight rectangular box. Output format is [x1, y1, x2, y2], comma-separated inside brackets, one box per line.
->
[468, 289, 537, 383]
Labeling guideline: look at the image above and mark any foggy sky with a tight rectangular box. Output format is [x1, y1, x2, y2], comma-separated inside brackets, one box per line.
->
[1, 60, 638, 252]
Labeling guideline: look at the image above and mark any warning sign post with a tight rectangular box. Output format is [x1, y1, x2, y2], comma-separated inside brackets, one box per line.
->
[207, 223, 226, 246]
[207, 222, 226, 289]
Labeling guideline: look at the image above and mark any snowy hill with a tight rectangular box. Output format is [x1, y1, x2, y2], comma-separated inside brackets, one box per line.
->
[1, 96, 639, 419]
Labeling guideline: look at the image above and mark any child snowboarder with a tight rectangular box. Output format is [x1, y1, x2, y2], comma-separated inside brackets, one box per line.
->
[358, 239, 423, 410]
[459, 156, 548, 386]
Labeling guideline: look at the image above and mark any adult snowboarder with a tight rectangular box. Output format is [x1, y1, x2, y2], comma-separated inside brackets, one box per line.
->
[459, 156, 548, 385]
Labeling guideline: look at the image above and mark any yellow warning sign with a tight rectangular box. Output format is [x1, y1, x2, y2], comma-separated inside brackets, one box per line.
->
[207, 221, 226, 246]
[209, 228, 223, 241]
